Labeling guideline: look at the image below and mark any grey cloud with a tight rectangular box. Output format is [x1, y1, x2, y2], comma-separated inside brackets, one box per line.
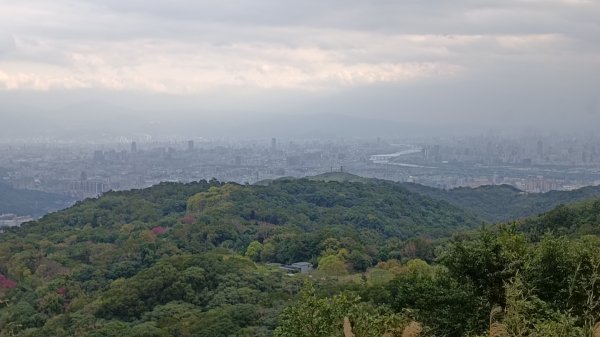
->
[7, 0, 600, 39]
[0, 33, 15, 55]
[91, 0, 600, 35]
[0, 0, 599, 137]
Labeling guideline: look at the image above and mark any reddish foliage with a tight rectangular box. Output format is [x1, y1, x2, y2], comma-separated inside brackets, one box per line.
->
[151, 226, 167, 235]
[57, 287, 68, 296]
[0, 273, 16, 289]
[181, 214, 197, 225]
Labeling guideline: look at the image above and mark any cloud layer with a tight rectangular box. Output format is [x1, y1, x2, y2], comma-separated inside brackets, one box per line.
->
[1, 0, 598, 93]
[0, 0, 599, 135]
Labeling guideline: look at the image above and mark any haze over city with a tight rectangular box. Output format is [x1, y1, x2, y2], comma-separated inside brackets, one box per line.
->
[1, 0, 599, 140]
[5, 3, 600, 336]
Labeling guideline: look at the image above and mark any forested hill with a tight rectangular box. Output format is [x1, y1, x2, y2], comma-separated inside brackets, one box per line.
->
[189, 178, 482, 239]
[2, 177, 600, 336]
[0, 177, 481, 336]
[11, 177, 481, 242]
[302, 172, 600, 223]
[401, 182, 600, 223]
[516, 197, 600, 239]
[0, 182, 73, 217]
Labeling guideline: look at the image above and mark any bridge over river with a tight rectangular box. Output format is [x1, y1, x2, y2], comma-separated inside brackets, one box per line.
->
[369, 145, 423, 163]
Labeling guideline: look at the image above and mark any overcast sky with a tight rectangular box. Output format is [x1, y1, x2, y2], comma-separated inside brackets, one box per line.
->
[1, 0, 599, 139]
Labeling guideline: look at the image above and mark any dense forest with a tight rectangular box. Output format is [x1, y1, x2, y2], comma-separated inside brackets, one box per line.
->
[401, 180, 600, 223]
[304, 172, 600, 223]
[1, 177, 600, 336]
[0, 182, 74, 217]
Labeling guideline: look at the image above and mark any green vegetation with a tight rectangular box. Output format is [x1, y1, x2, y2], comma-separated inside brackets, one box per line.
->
[277, 228, 600, 337]
[287, 172, 600, 223]
[1, 177, 600, 336]
[402, 182, 600, 223]
[518, 198, 600, 238]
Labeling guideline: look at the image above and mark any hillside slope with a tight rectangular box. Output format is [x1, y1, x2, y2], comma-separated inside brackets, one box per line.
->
[305, 172, 600, 223]
[401, 182, 600, 223]
[515, 197, 600, 238]
[213, 178, 481, 238]
[0, 177, 482, 336]
[2, 177, 600, 336]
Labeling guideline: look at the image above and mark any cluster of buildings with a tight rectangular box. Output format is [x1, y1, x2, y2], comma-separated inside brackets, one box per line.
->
[268, 262, 313, 274]
[0, 214, 34, 228]
[1, 134, 599, 215]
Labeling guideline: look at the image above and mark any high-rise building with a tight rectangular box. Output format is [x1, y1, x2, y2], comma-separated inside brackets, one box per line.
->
[166, 147, 176, 160]
[93, 150, 104, 162]
[131, 141, 137, 153]
[271, 137, 277, 151]
[537, 140, 544, 158]
[187, 140, 194, 152]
